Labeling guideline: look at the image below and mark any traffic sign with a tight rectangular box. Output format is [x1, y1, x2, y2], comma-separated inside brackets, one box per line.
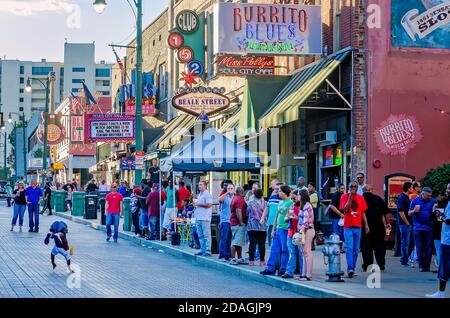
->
[167, 32, 184, 49]
[177, 46, 194, 64]
[188, 60, 204, 76]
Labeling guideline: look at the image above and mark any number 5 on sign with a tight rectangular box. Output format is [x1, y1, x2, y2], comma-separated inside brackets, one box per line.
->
[177, 46, 194, 64]
[188, 60, 204, 76]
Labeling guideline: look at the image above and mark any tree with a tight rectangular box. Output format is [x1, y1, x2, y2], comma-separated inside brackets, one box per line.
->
[421, 164, 450, 197]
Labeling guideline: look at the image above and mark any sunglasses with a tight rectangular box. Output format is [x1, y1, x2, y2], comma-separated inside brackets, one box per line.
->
[350, 185, 358, 188]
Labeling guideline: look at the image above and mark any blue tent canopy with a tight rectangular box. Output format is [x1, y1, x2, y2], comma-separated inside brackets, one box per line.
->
[160, 127, 261, 172]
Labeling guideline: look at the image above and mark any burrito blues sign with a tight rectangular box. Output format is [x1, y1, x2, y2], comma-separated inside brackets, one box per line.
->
[213, 3, 322, 55]
[392, 0, 450, 49]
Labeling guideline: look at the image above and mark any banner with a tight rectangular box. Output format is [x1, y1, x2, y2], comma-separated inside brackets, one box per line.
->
[213, 3, 322, 55]
[120, 157, 136, 170]
[216, 55, 275, 76]
[69, 144, 96, 156]
[135, 151, 145, 170]
[37, 113, 66, 145]
[84, 114, 136, 143]
[392, 0, 450, 49]
[71, 156, 97, 169]
[71, 115, 84, 142]
[124, 72, 158, 116]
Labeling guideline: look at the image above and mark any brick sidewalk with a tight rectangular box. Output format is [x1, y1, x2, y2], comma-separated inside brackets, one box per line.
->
[54, 209, 444, 298]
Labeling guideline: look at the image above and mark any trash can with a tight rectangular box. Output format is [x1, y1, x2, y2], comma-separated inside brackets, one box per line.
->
[84, 194, 98, 219]
[210, 213, 221, 255]
[122, 197, 132, 231]
[53, 190, 68, 212]
[71, 191, 85, 217]
[99, 198, 106, 225]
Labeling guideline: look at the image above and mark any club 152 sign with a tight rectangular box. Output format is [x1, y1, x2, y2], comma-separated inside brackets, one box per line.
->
[213, 3, 322, 55]
[84, 114, 136, 143]
[172, 86, 230, 117]
[216, 55, 275, 76]
[374, 114, 423, 155]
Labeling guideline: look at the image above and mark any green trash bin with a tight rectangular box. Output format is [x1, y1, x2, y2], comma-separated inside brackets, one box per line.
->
[72, 191, 86, 217]
[122, 197, 132, 232]
[53, 190, 68, 212]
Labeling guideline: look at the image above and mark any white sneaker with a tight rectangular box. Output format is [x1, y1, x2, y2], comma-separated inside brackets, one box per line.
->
[425, 291, 445, 298]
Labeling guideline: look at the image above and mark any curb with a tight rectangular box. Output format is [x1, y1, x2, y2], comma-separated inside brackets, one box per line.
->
[55, 211, 354, 298]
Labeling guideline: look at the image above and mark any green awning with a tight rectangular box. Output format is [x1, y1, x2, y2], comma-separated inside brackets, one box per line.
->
[259, 48, 352, 128]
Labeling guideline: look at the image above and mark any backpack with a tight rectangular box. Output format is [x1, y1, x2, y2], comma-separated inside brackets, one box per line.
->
[50, 221, 68, 234]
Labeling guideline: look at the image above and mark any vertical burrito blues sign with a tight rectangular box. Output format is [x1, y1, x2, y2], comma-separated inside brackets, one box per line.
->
[392, 0, 450, 49]
[213, 3, 322, 55]
[84, 114, 136, 143]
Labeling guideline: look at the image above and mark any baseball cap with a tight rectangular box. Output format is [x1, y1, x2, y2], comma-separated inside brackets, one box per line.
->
[133, 188, 142, 195]
[422, 187, 432, 194]
[152, 183, 158, 188]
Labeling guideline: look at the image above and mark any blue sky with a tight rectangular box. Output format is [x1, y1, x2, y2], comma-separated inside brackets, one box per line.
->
[0, 0, 168, 62]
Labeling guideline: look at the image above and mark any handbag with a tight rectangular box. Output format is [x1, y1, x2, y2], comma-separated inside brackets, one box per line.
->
[292, 228, 306, 246]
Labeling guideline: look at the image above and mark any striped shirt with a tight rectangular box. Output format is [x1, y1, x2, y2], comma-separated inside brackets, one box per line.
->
[267, 193, 281, 226]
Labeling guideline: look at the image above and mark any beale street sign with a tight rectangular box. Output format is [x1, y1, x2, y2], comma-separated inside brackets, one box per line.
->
[172, 86, 230, 116]
[216, 55, 275, 76]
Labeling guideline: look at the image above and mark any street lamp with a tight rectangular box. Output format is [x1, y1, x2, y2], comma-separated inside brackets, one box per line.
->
[93, 0, 144, 184]
[25, 75, 51, 185]
[1, 126, 6, 180]
[93, 0, 107, 14]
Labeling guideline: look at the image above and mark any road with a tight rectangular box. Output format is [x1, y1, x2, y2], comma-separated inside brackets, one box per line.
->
[0, 202, 304, 298]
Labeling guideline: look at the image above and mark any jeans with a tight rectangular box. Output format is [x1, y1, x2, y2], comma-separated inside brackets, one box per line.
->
[139, 208, 149, 230]
[106, 213, 120, 241]
[149, 216, 159, 240]
[219, 222, 232, 260]
[28, 203, 40, 231]
[331, 219, 345, 242]
[132, 212, 140, 235]
[190, 225, 201, 248]
[286, 236, 303, 276]
[12, 204, 26, 226]
[434, 239, 442, 268]
[196, 220, 211, 255]
[344, 227, 361, 272]
[266, 229, 289, 273]
[399, 224, 412, 265]
[267, 225, 274, 246]
[414, 230, 433, 270]
[7, 197, 11, 207]
[196, 220, 212, 255]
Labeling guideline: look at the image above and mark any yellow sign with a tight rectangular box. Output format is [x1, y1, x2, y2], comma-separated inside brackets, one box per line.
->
[54, 163, 64, 170]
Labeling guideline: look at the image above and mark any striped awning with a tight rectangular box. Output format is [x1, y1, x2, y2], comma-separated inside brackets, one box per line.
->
[219, 111, 241, 133]
[259, 48, 352, 129]
[156, 113, 195, 150]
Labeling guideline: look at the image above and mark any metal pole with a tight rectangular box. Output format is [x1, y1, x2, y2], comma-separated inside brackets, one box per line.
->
[14, 122, 17, 182]
[22, 114, 27, 182]
[42, 78, 50, 185]
[134, 0, 143, 183]
[4, 132, 7, 180]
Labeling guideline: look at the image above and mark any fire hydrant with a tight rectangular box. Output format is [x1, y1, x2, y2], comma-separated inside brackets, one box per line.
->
[322, 233, 344, 282]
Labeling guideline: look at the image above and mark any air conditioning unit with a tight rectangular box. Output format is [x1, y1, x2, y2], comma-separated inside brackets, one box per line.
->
[314, 131, 337, 145]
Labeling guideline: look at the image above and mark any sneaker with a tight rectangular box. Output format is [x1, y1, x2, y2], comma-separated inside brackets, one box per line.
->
[10, 226, 14, 232]
[106, 237, 111, 242]
[276, 271, 285, 277]
[260, 269, 275, 275]
[237, 258, 247, 265]
[34, 229, 39, 233]
[114, 239, 118, 243]
[204, 253, 212, 257]
[259, 261, 266, 267]
[348, 271, 354, 278]
[249, 261, 255, 266]
[425, 291, 445, 298]
[194, 251, 204, 256]
[281, 273, 294, 279]
[420, 268, 430, 272]
[229, 258, 239, 265]
[29, 228, 34, 233]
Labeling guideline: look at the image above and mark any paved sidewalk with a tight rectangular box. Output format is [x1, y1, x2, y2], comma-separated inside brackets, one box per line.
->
[54, 209, 444, 298]
[0, 203, 305, 298]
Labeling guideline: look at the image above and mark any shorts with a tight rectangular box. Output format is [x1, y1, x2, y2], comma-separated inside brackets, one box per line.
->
[51, 246, 71, 261]
[438, 244, 450, 282]
[140, 208, 149, 230]
[231, 225, 247, 247]
[163, 208, 176, 229]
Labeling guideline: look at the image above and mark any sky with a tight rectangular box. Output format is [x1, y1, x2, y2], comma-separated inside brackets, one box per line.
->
[0, 0, 168, 63]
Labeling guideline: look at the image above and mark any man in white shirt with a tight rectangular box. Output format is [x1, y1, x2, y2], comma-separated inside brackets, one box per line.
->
[193, 181, 213, 257]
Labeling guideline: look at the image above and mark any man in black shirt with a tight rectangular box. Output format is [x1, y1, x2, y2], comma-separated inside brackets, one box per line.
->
[40, 182, 53, 216]
[361, 184, 391, 271]
[137, 179, 151, 238]
[86, 179, 99, 194]
[147, 159, 160, 185]
[327, 183, 346, 243]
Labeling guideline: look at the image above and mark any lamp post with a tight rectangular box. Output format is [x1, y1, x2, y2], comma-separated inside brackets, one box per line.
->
[26, 75, 51, 185]
[1, 125, 6, 180]
[9, 112, 27, 182]
[93, 0, 144, 184]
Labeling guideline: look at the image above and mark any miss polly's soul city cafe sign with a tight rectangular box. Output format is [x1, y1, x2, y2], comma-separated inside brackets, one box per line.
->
[172, 86, 230, 116]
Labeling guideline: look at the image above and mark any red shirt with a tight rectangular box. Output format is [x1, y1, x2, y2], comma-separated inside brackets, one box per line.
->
[177, 186, 191, 211]
[105, 192, 123, 214]
[339, 193, 368, 228]
[161, 190, 167, 204]
[288, 205, 300, 238]
[146, 191, 161, 217]
[230, 195, 247, 227]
